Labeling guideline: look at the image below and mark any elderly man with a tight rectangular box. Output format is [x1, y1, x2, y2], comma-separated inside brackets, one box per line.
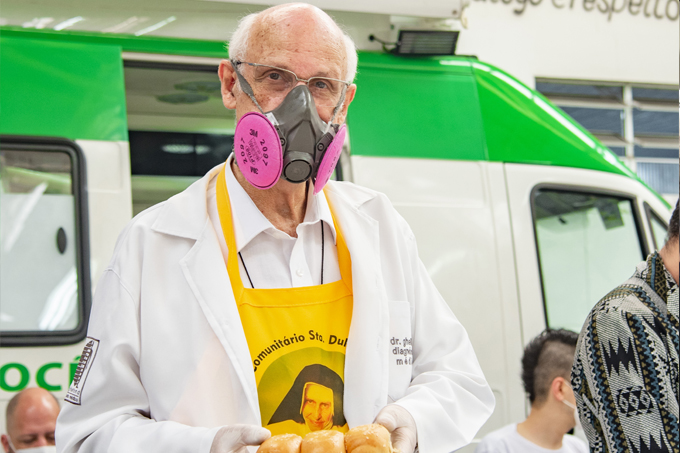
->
[2, 387, 60, 453]
[572, 201, 679, 452]
[56, 4, 494, 453]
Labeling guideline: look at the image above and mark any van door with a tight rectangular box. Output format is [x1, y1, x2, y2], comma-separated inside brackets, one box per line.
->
[351, 157, 527, 450]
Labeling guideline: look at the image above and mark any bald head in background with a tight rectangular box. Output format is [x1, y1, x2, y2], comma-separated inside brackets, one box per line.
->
[1, 388, 60, 452]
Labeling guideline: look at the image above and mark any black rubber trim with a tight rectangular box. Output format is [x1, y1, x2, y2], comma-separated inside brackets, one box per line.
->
[0, 135, 91, 347]
[529, 183, 648, 329]
[643, 201, 669, 251]
[123, 59, 218, 73]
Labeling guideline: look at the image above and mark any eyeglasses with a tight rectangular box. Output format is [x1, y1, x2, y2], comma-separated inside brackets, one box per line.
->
[232, 60, 351, 108]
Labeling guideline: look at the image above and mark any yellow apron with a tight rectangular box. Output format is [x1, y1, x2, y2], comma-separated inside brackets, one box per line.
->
[216, 167, 353, 436]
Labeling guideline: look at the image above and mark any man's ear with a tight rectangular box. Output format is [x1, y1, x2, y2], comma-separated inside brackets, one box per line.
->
[550, 376, 568, 402]
[218, 60, 237, 110]
[1, 434, 11, 453]
[336, 84, 357, 125]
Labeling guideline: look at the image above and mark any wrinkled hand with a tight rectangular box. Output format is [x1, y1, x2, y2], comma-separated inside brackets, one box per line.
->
[374, 404, 418, 453]
[210, 424, 271, 453]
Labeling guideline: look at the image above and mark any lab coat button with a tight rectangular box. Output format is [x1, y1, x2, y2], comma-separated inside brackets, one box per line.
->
[296, 269, 304, 277]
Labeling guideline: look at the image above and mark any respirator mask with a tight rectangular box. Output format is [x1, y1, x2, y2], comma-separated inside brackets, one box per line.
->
[563, 399, 586, 440]
[231, 60, 349, 194]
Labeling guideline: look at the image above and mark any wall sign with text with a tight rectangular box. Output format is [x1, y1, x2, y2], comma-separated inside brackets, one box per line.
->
[474, 0, 679, 21]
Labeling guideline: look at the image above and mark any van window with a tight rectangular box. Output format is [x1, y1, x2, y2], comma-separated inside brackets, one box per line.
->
[532, 189, 644, 332]
[644, 204, 669, 251]
[0, 139, 89, 345]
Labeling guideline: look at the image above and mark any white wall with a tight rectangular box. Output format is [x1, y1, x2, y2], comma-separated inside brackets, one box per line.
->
[456, 0, 680, 86]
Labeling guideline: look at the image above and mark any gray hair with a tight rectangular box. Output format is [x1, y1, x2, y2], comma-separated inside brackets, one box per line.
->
[228, 10, 358, 82]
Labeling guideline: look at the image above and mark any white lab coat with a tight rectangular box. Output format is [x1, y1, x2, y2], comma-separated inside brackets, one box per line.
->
[56, 164, 494, 453]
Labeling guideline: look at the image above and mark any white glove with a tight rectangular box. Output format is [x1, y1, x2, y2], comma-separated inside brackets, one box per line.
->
[209, 424, 271, 453]
[374, 404, 418, 453]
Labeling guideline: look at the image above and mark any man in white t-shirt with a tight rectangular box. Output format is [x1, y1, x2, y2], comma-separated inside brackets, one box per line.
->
[476, 329, 588, 453]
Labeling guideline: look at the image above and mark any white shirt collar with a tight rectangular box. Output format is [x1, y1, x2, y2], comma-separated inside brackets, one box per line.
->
[224, 155, 337, 252]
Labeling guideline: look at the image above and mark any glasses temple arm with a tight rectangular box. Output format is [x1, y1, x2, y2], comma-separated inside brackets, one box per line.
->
[326, 84, 348, 133]
[230, 60, 267, 115]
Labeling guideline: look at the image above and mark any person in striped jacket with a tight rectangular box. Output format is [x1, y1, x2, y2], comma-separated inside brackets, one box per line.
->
[572, 201, 678, 453]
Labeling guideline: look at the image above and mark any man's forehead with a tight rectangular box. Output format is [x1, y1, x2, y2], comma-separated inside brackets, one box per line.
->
[245, 6, 346, 77]
[258, 3, 339, 33]
[11, 417, 56, 438]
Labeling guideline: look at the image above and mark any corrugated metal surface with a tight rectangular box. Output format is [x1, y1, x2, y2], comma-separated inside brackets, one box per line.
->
[636, 162, 680, 195]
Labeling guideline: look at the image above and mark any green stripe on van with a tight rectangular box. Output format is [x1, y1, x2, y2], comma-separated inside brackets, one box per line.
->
[0, 36, 128, 141]
[348, 52, 486, 161]
[348, 52, 634, 180]
[473, 61, 636, 179]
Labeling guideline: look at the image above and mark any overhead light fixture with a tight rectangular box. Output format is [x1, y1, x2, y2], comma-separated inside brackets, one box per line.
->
[395, 30, 459, 56]
[161, 144, 213, 155]
[162, 144, 194, 154]
[134, 16, 176, 36]
[53, 16, 84, 31]
[175, 81, 222, 96]
[22, 17, 54, 29]
[157, 93, 209, 104]
[102, 16, 147, 34]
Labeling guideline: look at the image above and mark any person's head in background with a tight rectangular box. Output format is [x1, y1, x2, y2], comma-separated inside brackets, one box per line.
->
[521, 329, 579, 433]
[0, 388, 60, 453]
[659, 200, 679, 283]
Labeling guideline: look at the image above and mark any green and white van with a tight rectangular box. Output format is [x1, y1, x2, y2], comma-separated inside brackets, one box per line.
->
[0, 27, 671, 449]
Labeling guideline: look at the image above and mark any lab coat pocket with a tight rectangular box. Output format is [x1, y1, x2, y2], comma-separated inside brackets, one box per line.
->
[387, 300, 413, 401]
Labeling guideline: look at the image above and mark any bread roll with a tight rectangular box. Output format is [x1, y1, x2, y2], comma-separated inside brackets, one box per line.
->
[301, 430, 345, 453]
[257, 433, 303, 453]
[344, 424, 392, 453]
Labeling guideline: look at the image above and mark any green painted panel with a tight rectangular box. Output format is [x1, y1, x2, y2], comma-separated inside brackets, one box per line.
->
[472, 62, 635, 179]
[348, 53, 485, 160]
[0, 36, 127, 141]
[0, 27, 228, 59]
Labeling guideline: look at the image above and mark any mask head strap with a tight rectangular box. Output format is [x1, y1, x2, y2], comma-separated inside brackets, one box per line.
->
[230, 60, 267, 114]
